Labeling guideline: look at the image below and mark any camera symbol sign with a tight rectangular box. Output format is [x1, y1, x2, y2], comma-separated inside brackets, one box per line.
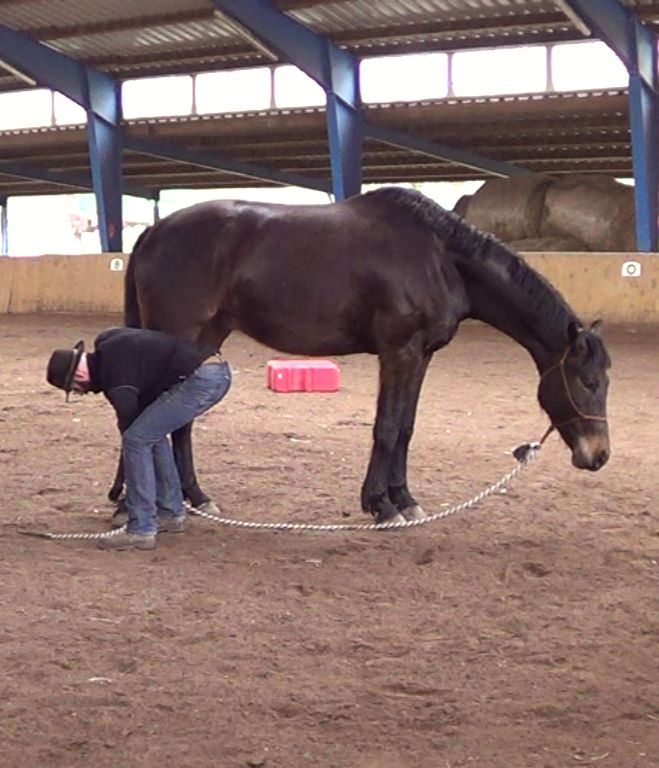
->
[621, 260, 641, 278]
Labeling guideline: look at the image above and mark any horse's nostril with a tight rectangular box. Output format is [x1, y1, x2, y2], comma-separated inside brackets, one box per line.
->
[593, 450, 609, 470]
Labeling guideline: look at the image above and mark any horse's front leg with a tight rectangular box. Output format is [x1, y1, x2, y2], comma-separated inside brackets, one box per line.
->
[361, 347, 421, 525]
[172, 421, 215, 512]
[387, 355, 431, 521]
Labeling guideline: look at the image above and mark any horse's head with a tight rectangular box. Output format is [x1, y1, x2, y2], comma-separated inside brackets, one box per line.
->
[537, 320, 611, 471]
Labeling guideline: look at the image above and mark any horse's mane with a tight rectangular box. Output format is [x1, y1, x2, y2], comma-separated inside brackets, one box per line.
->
[365, 186, 580, 333]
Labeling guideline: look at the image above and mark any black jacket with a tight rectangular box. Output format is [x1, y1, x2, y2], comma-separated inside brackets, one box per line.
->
[86, 327, 215, 432]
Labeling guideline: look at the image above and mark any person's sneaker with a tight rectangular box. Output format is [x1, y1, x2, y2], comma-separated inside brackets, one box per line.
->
[97, 530, 156, 551]
[157, 513, 187, 534]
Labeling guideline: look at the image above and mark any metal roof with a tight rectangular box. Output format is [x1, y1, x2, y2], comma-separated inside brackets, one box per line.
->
[0, 1, 655, 197]
[1, 0, 658, 88]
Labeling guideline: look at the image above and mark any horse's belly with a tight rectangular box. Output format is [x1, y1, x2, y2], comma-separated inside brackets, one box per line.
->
[236, 310, 369, 356]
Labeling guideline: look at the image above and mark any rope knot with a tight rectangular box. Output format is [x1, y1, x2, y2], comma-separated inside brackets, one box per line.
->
[512, 441, 541, 464]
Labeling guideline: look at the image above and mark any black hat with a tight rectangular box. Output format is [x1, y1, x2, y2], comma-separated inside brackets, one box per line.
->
[46, 340, 85, 400]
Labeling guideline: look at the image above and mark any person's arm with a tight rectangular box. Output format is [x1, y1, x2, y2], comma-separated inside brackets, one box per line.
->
[105, 385, 140, 433]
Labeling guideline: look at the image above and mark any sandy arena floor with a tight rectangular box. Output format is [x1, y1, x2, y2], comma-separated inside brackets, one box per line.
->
[0, 313, 657, 768]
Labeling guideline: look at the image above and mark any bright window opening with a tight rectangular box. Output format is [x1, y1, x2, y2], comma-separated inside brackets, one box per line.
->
[196, 67, 272, 113]
[361, 53, 449, 103]
[274, 65, 325, 108]
[552, 41, 627, 91]
[0, 89, 52, 129]
[122, 75, 193, 119]
[452, 46, 547, 97]
[53, 92, 86, 125]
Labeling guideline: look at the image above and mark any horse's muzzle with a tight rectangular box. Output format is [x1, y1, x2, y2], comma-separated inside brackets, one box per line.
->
[571, 437, 610, 471]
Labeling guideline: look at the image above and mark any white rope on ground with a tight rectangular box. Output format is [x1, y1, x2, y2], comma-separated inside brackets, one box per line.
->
[190, 444, 540, 532]
[19, 524, 127, 541]
[18, 443, 541, 541]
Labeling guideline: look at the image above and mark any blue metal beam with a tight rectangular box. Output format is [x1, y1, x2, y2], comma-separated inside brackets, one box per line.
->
[0, 160, 151, 200]
[212, 0, 362, 198]
[327, 96, 362, 199]
[364, 122, 534, 178]
[153, 190, 161, 224]
[0, 196, 8, 256]
[0, 25, 117, 120]
[87, 112, 123, 251]
[325, 45, 362, 199]
[124, 135, 332, 193]
[559, 0, 658, 250]
[629, 70, 658, 251]
[558, 1, 656, 93]
[0, 161, 95, 192]
[0, 24, 124, 250]
[211, 0, 355, 103]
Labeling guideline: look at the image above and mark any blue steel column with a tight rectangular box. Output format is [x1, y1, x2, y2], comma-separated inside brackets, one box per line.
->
[628, 25, 658, 251]
[153, 191, 161, 224]
[0, 196, 8, 255]
[212, 0, 362, 199]
[557, 1, 658, 250]
[0, 25, 124, 251]
[325, 44, 362, 199]
[86, 71, 123, 252]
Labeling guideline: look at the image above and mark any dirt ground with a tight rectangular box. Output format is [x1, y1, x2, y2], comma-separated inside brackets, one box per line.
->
[0, 312, 657, 768]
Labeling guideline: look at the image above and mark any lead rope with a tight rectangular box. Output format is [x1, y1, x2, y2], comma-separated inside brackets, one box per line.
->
[19, 441, 542, 540]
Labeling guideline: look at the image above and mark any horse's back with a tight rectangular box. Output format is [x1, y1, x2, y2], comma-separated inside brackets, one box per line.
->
[131, 193, 467, 355]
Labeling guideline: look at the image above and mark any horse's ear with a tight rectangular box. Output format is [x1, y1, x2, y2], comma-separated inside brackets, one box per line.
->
[567, 320, 589, 357]
[589, 319, 604, 336]
[567, 321, 582, 345]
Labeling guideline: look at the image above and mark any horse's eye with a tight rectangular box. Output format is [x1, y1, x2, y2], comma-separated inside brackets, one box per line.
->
[580, 377, 599, 393]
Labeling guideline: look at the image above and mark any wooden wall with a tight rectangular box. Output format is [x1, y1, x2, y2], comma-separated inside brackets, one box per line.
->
[0, 252, 657, 324]
[0, 254, 125, 315]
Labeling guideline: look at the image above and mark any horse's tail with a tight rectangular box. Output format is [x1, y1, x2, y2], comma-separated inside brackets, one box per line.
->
[124, 226, 150, 328]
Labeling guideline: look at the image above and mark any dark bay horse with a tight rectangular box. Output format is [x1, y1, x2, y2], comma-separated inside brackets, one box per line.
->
[113, 186, 611, 524]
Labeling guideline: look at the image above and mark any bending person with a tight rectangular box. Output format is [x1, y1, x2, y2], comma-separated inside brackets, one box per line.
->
[46, 327, 231, 551]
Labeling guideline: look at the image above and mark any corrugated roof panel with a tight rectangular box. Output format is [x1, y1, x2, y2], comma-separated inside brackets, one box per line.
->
[285, 0, 576, 54]
[289, 0, 559, 32]
[0, 0, 210, 31]
[47, 19, 231, 59]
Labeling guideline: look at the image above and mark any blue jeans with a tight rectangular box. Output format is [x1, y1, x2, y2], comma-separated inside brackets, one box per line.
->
[122, 361, 231, 534]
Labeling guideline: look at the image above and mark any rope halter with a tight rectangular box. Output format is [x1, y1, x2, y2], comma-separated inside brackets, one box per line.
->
[538, 345, 608, 444]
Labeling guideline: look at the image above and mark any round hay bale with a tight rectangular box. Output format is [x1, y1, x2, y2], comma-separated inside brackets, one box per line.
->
[462, 176, 551, 241]
[540, 176, 636, 251]
[452, 194, 472, 217]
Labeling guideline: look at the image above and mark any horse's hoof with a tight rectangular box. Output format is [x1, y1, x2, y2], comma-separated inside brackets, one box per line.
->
[193, 500, 220, 517]
[375, 511, 407, 526]
[400, 505, 427, 521]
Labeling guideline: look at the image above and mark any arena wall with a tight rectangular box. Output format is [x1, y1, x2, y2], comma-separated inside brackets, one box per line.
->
[0, 254, 125, 315]
[0, 252, 657, 324]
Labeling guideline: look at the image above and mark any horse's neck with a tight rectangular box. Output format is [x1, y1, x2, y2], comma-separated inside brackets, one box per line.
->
[463, 263, 577, 372]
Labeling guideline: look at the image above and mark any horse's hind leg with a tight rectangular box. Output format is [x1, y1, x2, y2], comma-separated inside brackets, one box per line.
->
[107, 455, 124, 501]
[387, 355, 431, 520]
[170, 324, 229, 513]
[172, 422, 213, 510]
